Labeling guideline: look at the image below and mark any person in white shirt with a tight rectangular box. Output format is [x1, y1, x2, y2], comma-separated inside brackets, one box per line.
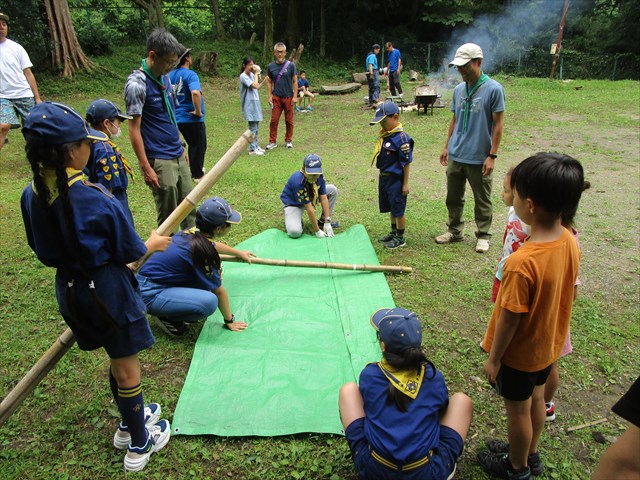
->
[0, 12, 42, 151]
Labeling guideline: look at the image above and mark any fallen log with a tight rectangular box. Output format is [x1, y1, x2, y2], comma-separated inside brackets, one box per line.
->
[319, 83, 362, 95]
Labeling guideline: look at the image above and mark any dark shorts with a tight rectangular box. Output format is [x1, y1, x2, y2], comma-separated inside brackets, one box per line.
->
[344, 418, 463, 480]
[495, 364, 552, 401]
[378, 174, 407, 217]
[55, 264, 155, 359]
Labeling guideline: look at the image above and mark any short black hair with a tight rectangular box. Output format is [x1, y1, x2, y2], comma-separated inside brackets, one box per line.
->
[511, 152, 585, 222]
[300, 70, 306, 75]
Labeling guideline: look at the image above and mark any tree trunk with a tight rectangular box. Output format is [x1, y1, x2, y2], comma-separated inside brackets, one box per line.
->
[209, 0, 226, 40]
[319, 0, 326, 57]
[285, 0, 302, 49]
[43, 0, 94, 77]
[131, 0, 165, 29]
[263, 0, 273, 63]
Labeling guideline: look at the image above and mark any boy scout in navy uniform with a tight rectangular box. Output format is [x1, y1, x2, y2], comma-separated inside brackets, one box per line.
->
[370, 101, 414, 249]
[280, 153, 339, 238]
[85, 99, 136, 226]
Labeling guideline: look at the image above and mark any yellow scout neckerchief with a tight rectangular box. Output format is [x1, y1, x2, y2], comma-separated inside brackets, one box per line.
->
[378, 358, 425, 400]
[107, 140, 135, 181]
[371, 123, 404, 166]
[34, 168, 86, 205]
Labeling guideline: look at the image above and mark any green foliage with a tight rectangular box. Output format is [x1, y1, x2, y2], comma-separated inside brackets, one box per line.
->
[0, 0, 49, 67]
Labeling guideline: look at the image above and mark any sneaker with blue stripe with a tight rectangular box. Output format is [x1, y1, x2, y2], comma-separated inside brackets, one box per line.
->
[124, 419, 171, 472]
[113, 402, 162, 450]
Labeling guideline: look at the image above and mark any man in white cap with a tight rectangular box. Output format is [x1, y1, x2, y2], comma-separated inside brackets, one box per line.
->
[435, 42, 505, 253]
[0, 12, 42, 151]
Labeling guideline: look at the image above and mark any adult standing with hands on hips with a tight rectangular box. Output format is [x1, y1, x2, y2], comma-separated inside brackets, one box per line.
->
[169, 48, 207, 182]
[125, 28, 195, 231]
[436, 43, 505, 254]
[265, 42, 297, 150]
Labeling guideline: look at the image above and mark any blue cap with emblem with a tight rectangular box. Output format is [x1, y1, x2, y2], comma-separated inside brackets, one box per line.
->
[22, 101, 108, 145]
[85, 99, 133, 125]
[371, 307, 422, 353]
[303, 153, 323, 174]
[198, 196, 242, 226]
[370, 101, 400, 125]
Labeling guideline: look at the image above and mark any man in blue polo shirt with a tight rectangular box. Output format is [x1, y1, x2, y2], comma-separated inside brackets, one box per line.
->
[125, 28, 195, 230]
[169, 48, 206, 182]
[366, 44, 381, 108]
[385, 42, 403, 97]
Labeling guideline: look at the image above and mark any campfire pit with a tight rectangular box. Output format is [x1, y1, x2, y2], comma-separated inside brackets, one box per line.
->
[414, 85, 440, 115]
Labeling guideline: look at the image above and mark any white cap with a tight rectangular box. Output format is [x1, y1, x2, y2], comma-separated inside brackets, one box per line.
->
[448, 43, 483, 67]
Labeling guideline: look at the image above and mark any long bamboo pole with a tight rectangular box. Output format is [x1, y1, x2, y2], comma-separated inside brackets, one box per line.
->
[219, 254, 412, 273]
[0, 130, 253, 427]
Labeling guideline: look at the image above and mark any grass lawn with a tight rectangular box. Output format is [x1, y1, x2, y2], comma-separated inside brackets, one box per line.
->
[0, 42, 638, 479]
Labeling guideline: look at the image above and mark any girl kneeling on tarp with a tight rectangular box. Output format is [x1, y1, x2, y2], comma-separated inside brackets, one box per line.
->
[137, 196, 255, 336]
[339, 307, 473, 480]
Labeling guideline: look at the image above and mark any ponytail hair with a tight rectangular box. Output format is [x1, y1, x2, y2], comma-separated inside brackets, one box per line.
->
[241, 56, 254, 74]
[382, 346, 436, 413]
[190, 231, 221, 277]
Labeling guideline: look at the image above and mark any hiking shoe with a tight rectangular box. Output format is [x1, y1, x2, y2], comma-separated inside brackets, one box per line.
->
[384, 236, 406, 249]
[379, 232, 396, 243]
[545, 401, 556, 422]
[113, 403, 162, 450]
[249, 149, 264, 156]
[476, 238, 490, 253]
[265, 142, 277, 150]
[156, 316, 187, 336]
[435, 232, 464, 244]
[124, 419, 171, 472]
[285, 141, 293, 148]
[484, 440, 544, 476]
[477, 451, 531, 480]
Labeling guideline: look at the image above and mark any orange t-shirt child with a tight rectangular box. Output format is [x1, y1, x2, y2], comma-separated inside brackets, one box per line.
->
[482, 228, 580, 372]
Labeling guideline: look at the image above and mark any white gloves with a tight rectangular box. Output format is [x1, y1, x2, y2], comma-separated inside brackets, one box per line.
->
[323, 222, 334, 237]
[315, 229, 327, 238]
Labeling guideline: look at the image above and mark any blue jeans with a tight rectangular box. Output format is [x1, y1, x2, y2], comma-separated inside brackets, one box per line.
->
[248, 121, 260, 150]
[137, 274, 219, 323]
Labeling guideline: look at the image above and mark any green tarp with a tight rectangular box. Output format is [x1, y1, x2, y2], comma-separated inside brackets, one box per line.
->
[172, 225, 395, 437]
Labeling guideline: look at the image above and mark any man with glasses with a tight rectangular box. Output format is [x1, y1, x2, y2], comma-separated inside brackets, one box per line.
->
[435, 43, 505, 254]
[266, 42, 298, 150]
[125, 28, 195, 230]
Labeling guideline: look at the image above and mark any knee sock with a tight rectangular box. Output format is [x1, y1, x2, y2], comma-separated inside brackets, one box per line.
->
[117, 384, 148, 448]
[397, 228, 405, 238]
[109, 368, 119, 411]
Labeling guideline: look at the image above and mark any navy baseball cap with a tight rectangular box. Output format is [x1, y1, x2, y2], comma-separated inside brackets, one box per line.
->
[198, 196, 241, 225]
[372, 44, 380, 49]
[371, 307, 422, 353]
[370, 101, 400, 125]
[85, 99, 132, 125]
[22, 102, 108, 145]
[303, 153, 323, 174]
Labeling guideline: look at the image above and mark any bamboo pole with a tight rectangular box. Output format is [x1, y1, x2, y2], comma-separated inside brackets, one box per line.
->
[219, 254, 412, 273]
[0, 130, 253, 427]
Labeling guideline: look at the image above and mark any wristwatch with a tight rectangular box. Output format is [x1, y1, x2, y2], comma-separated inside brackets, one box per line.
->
[488, 153, 498, 159]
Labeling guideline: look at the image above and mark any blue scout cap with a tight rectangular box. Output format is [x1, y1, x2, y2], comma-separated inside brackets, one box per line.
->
[85, 99, 132, 125]
[371, 307, 422, 353]
[303, 153, 323, 174]
[199, 196, 242, 225]
[370, 101, 400, 125]
[22, 101, 108, 144]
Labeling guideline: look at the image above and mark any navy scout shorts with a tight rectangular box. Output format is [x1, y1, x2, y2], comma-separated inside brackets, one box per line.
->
[378, 174, 407, 217]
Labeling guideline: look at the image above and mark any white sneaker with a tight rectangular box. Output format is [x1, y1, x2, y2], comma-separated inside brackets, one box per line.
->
[249, 149, 264, 156]
[285, 142, 293, 148]
[124, 419, 171, 472]
[256, 146, 266, 153]
[265, 142, 277, 150]
[113, 403, 162, 450]
[475, 238, 490, 253]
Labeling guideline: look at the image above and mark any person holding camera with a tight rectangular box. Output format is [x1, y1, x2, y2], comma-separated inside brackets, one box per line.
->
[366, 44, 381, 108]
